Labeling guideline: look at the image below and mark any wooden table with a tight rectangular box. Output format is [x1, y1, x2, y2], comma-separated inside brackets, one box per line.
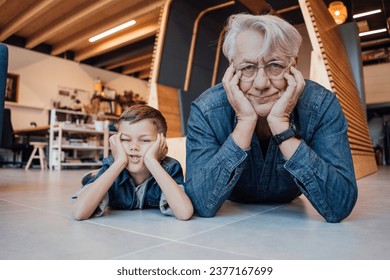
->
[14, 125, 50, 136]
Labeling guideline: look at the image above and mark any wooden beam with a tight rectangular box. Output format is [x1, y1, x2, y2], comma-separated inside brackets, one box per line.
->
[122, 60, 151, 75]
[74, 23, 158, 61]
[51, 0, 165, 56]
[236, 0, 268, 13]
[277, 5, 300, 14]
[106, 52, 152, 70]
[25, 0, 117, 49]
[0, 0, 59, 41]
[138, 69, 151, 79]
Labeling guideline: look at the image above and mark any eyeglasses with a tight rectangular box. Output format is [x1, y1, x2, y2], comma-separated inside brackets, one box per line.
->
[235, 61, 289, 82]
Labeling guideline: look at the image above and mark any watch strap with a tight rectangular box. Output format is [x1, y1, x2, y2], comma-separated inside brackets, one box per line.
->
[273, 125, 298, 145]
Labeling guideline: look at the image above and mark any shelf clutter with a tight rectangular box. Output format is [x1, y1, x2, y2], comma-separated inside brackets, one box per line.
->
[48, 109, 114, 171]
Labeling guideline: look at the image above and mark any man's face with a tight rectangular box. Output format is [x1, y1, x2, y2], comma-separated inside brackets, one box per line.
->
[233, 30, 291, 118]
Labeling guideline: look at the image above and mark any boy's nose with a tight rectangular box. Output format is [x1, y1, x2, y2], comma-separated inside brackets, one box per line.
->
[130, 143, 140, 151]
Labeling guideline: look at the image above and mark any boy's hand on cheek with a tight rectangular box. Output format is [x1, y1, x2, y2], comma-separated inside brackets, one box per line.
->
[109, 133, 128, 166]
[144, 133, 167, 164]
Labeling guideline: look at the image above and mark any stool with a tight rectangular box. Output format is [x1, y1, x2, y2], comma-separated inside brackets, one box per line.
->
[25, 142, 48, 170]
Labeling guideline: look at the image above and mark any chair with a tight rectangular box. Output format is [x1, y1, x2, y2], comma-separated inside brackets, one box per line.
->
[25, 142, 48, 170]
[0, 43, 8, 144]
[0, 108, 30, 167]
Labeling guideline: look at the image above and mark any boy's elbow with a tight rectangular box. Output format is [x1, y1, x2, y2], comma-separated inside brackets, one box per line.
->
[176, 206, 194, 221]
[73, 214, 84, 221]
[72, 206, 90, 221]
[72, 211, 86, 221]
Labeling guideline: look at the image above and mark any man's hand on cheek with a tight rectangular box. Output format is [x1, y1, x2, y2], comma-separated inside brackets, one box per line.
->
[222, 64, 257, 122]
[268, 65, 305, 126]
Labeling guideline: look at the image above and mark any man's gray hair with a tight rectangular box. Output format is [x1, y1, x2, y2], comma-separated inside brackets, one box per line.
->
[222, 14, 302, 62]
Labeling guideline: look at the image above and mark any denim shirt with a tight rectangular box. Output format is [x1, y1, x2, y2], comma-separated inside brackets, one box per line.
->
[83, 155, 184, 212]
[185, 80, 358, 223]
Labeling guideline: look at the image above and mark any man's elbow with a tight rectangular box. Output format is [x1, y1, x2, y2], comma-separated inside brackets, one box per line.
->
[324, 203, 356, 223]
[194, 205, 218, 218]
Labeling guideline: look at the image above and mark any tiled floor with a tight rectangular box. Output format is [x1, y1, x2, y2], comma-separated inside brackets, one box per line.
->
[0, 166, 389, 260]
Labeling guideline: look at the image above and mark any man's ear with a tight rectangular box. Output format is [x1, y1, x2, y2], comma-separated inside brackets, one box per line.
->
[293, 56, 298, 66]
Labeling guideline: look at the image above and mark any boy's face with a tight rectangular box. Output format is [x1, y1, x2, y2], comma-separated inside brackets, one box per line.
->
[118, 119, 158, 181]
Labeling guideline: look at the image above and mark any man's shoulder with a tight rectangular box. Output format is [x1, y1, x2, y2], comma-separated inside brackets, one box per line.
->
[299, 79, 336, 110]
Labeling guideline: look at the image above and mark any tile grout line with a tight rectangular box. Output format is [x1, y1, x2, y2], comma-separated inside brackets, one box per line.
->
[0, 198, 72, 218]
[175, 205, 287, 241]
[89, 204, 287, 245]
[110, 205, 287, 260]
[1, 197, 285, 260]
[84, 220, 176, 242]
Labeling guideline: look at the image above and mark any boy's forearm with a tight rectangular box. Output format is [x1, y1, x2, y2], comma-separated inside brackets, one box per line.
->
[72, 161, 126, 220]
[145, 159, 193, 220]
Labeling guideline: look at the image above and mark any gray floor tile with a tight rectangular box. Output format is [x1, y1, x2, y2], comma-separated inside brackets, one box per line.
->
[0, 209, 166, 260]
[0, 166, 389, 260]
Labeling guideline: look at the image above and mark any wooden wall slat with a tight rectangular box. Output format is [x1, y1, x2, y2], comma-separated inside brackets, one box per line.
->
[299, 0, 377, 179]
[156, 83, 183, 137]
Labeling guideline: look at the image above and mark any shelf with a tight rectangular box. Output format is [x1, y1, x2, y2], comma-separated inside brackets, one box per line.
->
[5, 101, 44, 110]
[51, 108, 86, 115]
[52, 162, 102, 167]
[53, 125, 104, 134]
[52, 145, 105, 150]
[49, 109, 110, 170]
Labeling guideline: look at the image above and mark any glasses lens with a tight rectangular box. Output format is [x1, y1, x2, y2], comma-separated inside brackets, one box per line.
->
[238, 64, 257, 81]
[265, 62, 286, 78]
[237, 61, 288, 81]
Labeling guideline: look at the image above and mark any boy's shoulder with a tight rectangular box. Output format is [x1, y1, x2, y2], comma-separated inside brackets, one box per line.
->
[161, 156, 182, 169]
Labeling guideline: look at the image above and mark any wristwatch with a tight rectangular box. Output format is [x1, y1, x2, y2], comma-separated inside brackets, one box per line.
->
[273, 124, 300, 145]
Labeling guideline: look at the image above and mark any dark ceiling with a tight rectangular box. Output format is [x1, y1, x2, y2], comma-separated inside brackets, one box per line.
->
[268, 0, 390, 62]
[1, 0, 389, 80]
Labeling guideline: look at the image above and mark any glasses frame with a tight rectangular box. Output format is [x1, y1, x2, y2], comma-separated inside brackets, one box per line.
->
[235, 59, 293, 82]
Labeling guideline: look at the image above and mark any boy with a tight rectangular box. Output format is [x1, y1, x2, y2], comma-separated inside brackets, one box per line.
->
[72, 104, 193, 221]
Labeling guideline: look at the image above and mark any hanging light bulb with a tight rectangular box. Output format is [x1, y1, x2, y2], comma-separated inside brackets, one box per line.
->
[328, 1, 348, 25]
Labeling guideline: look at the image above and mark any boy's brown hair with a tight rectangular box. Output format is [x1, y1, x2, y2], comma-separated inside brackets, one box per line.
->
[118, 104, 168, 135]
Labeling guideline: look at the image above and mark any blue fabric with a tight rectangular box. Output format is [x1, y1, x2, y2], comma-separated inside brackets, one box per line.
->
[0, 44, 9, 145]
[84, 155, 184, 210]
[185, 80, 358, 223]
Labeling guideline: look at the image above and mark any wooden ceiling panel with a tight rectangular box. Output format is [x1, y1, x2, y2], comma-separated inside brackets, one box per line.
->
[0, 0, 37, 27]
[0, 0, 165, 79]
[1, 0, 388, 80]
[74, 22, 159, 61]
[16, 0, 93, 38]
[63, 10, 160, 53]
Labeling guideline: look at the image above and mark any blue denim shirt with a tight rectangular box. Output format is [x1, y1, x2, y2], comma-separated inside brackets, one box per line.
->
[85, 155, 184, 210]
[185, 80, 358, 222]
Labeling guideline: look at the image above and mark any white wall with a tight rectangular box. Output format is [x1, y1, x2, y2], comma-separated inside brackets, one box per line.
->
[5, 44, 149, 130]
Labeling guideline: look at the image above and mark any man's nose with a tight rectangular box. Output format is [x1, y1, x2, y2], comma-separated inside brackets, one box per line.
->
[252, 68, 271, 89]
